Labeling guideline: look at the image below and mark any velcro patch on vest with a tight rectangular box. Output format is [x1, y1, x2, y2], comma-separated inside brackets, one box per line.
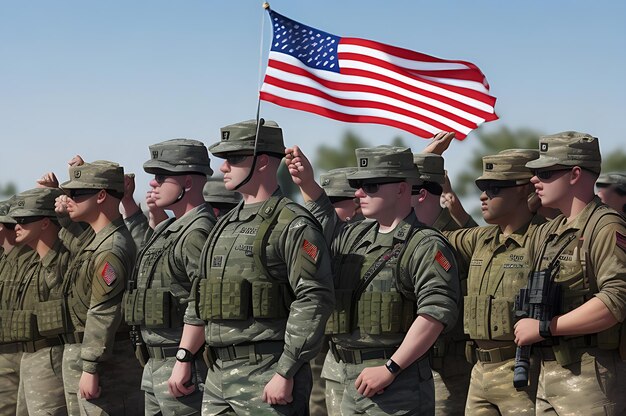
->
[435, 250, 451, 271]
[302, 239, 319, 262]
[101, 262, 117, 286]
[617, 232, 626, 252]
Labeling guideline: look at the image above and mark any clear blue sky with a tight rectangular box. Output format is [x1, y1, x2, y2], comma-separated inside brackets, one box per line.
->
[1, 1, 625, 200]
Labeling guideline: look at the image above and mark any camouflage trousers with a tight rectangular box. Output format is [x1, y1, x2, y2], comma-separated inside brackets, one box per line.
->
[17, 345, 66, 416]
[309, 337, 329, 416]
[202, 350, 312, 415]
[431, 340, 472, 416]
[62, 341, 144, 416]
[142, 356, 206, 416]
[340, 357, 434, 415]
[465, 357, 539, 415]
[321, 349, 344, 416]
[0, 350, 22, 416]
[536, 347, 626, 416]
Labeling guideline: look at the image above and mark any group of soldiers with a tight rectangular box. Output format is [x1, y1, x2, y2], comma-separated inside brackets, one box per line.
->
[0, 118, 625, 416]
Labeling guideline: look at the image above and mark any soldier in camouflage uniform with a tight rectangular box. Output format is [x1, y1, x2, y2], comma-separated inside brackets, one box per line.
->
[595, 172, 626, 216]
[202, 176, 242, 218]
[441, 149, 544, 415]
[58, 160, 143, 415]
[168, 119, 335, 415]
[0, 197, 36, 416]
[7, 188, 69, 416]
[286, 145, 460, 415]
[123, 139, 216, 415]
[514, 132, 626, 415]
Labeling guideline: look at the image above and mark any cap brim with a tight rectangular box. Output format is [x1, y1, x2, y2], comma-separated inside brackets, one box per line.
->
[0, 215, 16, 224]
[143, 160, 213, 176]
[208, 141, 255, 157]
[525, 155, 561, 169]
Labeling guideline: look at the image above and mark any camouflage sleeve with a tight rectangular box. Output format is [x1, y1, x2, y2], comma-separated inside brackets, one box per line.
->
[177, 226, 212, 284]
[304, 192, 346, 245]
[80, 252, 126, 373]
[275, 215, 335, 378]
[124, 210, 152, 251]
[406, 232, 460, 332]
[443, 226, 487, 272]
[183, 239, 209, 327]
[591, 222, 626, 322]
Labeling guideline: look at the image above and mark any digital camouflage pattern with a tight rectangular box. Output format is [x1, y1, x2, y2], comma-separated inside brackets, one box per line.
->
[143, 138, 213, 176]
[413, 153, 445, 185]
[525, 131, 602, 174]
[209, 119, 286, 157]
[320, 168, 358, 199]
[60, 160, 125, 194]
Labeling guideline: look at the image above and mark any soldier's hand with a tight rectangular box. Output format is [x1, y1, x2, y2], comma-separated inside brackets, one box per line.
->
[262, 373, 294, 405]
[285, 145, 314, 187]
[168, 361, 195, 397]
[36, 172, 59, 188]
[355, 365, 395, 398]
[514, 318, 544, 346]
[68, 154, 85, 167]
[78, 371, 102, 400]
[422, 131, 455, 155]
[55, 195, 70, 215]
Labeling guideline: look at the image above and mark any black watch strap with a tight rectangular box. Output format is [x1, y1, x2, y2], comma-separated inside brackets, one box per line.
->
[176, 348, 194, 362]
[385, 358, 402, 375]
[539, 320, 552, 338]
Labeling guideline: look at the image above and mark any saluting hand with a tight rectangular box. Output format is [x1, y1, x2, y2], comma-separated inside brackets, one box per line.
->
[422, 131, 455, 155]
[355, 365, 395, 398]
[68, 154, 85, 167]
[284, 146, 314, 187]
[36, 172, 59, 188]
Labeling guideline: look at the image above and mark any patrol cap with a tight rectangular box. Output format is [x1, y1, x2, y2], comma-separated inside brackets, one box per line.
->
[202, 177, 242, 206]
[9, 188, 63, 218]
[596, 172, 626, 193]
[476, 149, 539, 185]
[0, 196, 16, 224]
[525, 131, 602, 174]
[143, 139, 213, 176]
[209, 119, 285, 158]
[413, 153, 445, 184]
[320, 168, 357, 199]
[347, 146, 421, 186]
[60, 160, 125, 194]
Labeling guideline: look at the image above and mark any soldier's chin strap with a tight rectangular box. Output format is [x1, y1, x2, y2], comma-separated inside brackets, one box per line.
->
[232, 99, 265, 191]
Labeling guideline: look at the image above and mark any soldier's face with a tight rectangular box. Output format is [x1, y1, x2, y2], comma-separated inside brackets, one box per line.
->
[479, 184, 526, 224]
[149, 175, 184, 207]
[220, 155, 253, 191]
[530, 168, 571, 209]
[332, 198, 359, 222]
[14, 218, 44, 247]
[354, 182, 402, 220]
[66, 190, 100, 221]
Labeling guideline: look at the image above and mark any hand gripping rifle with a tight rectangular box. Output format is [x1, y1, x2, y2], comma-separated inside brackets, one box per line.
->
[513, 234, 576, 388]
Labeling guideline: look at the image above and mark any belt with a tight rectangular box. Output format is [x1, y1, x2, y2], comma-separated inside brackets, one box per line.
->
[0, 342, 21, 354]
[210, 341, 284, 362]
[146, 345, 179, 359]
[330, 342, 396, 365]
[61, 331, 130, 345]
[475, 345, 517, 363]
[19, 337, 63, 353]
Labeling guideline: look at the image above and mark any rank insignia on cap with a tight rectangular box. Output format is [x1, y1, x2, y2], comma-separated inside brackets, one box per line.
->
[74, 170, 81, 178]
[322, 178, 330, 186]
[485, 163, 494, 170]
[616, 232, 626, 252]
[435, 250, 452, 271]
[302, 239, 319, 261]
[359, 158, 368, 167]
[17, 200, 25, 207]
[222, 131, 230, 141]
[101, 262, 117, 286]
[540, 143, 548, 152]
[152, 151, 159, 159]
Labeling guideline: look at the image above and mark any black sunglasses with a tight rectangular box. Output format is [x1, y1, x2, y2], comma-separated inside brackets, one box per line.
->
[2, 222, 16, 230]
[533, 168, 571, 181]
[69, 189, 101, 199]
[225, 155, 250, 166]
[357, 181, 401, 194]
[14, 216, 45, 225]
[476, 182, 525, 198]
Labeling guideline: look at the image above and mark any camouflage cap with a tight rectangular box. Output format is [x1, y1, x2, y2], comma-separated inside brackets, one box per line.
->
[202, 177, 242, 206]
[143, 138, 213, 176]
[525, 131, 602, 173]
[60, 160, 125, 194]
[320, 168, 358, 198]
[9, 188, 63, 218]
[347, 145, 421, 185]
[413, 153, 445, 184]
[596, 172, 626, 192]
[476, 149, 539, 184]
[0, 196, 16, 224]
[209, 119, 285, 158]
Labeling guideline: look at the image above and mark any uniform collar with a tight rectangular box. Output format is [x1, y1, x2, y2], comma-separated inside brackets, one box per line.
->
[554, 196, 604, 234]
[41, 238, 66, 268]
[359, 211, 421, 253]
[158, 203, 216, 234]
[232, 188, 284, 222]
[484, 214, 544, 250]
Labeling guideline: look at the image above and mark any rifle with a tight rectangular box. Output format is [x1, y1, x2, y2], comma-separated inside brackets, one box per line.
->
[513, 233, 576, 388]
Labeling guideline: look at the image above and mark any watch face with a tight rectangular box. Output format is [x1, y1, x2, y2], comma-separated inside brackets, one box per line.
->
[176, 349, 186, 360]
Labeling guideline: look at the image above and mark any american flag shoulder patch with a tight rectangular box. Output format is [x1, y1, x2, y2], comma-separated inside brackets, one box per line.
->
[616, 232, 626, 252]
[302, 239, 319, 261]
[101, 262, 117, 286]
[435, 250, 452, 272]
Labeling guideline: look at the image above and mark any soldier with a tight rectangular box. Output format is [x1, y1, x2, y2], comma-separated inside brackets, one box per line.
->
[438, 149, 545, 415]
[8, 188, 68, 416]
[123, 139, 216, 415]
[0, 197, 36, 416]
[58, 160, 143, 415]
[202, 176, 242, 218]
[514, 132, 626, 415]
[595, 172, 626, 216]
[287, 144, 460, 415]
[167, 119, 334, 415]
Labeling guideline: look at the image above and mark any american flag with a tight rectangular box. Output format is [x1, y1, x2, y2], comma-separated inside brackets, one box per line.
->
[260, 9, 498, 140]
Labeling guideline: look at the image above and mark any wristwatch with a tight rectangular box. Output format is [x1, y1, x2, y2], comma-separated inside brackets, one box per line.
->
[539, 320, 553, 338]
[385, 358, 402, 375]
[175, 348, 194, 362]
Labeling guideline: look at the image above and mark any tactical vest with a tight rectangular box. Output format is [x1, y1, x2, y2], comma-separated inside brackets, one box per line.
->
[124, 211, 215, 329]
[195, 196, 314, 323]
[3, 259, 38, 342]
[325, 221, 444, 336]
[463, 233, 532, 341]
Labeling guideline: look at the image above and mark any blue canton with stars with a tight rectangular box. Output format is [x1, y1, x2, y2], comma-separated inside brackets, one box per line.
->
[269, 10, 341, 73]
